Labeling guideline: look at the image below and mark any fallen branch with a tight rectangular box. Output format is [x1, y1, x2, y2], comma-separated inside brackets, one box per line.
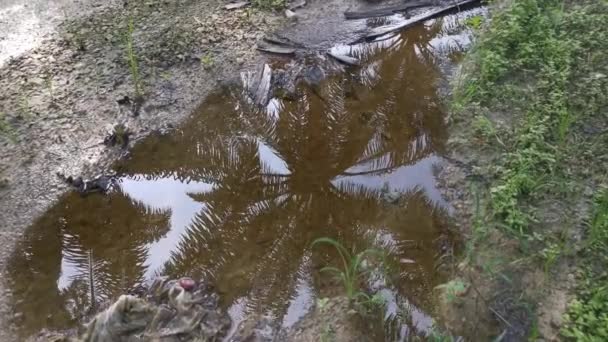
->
[256, 42, 297, 55]
[262, 34, 305, 48]
[327, 51, 360, 66]
[344, 0, 434, 20]
[353, 0, 481, 42]
[224, 1, 250, 10]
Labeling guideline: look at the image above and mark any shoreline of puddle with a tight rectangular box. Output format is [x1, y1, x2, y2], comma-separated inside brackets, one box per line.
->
[6, 6, 486, 340]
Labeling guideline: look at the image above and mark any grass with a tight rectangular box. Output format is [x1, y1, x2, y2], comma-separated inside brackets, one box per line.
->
[200, 53, 214, 69]
[455, 0, 607, 256]
[311, 237, 385, 308]
[125, 17, 143, 98]
[44, 70, 54, 102]
[449, 0, 607, 339]
[561, 189, 608, 341]
[435, 279, 468, 303]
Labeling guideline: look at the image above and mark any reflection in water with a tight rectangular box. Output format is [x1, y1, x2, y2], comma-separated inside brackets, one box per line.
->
[7, 8, 481, 340]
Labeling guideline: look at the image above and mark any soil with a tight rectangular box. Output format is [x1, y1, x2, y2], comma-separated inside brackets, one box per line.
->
[0, 0, 467, 339]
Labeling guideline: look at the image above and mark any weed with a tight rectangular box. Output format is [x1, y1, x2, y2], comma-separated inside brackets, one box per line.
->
[18, 96, 31, 119]
[311, 237, 383, 302]
[588, 187, 608, 246]
[316, 297, 330, 312]
[539, 242, 561, 277]
[125, 17, 143, 98]
[320, 323, 335, 342]
[562, 270, 608, 341]
[465, 15, 483, 30]
[427, 322, 459, 342]
[0, 112, 16, 142]
[562, 188, 608, 340]
[200, 53, 214, 69]
[435, 279, 468, 303]
[44, 70, 54, 102]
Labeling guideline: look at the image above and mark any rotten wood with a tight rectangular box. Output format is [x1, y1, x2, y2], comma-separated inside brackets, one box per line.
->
[356, 0, 481, 42]
[241, 64, 272, 106]
[344, 0, 434, 20]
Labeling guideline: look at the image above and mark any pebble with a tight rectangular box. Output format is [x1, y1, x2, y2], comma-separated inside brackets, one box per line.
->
[285, 9, 297, 19]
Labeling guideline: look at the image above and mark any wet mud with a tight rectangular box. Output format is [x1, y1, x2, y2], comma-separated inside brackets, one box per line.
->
[4, 5, 484, 341]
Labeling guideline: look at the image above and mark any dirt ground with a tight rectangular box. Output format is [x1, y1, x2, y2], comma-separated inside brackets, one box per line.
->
[0, 0, 426, 339]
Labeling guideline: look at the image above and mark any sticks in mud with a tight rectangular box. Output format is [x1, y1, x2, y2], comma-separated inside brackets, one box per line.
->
[352, 0, 482, 43]
[344, 0, 435, 20]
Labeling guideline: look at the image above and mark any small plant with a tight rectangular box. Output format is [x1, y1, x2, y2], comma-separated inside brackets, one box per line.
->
[18, 96, 31, 119]
[539, 242, 561, 277]
[588, 188, 608, 246]
[200, 53, 214, 69]
[125, 17, 143, 98]
[44, 70, 54, 102]
[0, 112, 16, 142]
[316, 297, 330, 312]
[427, 322, 458, 342]
[465, 15, 484, 30]
[320, 323, 335, 342]
[562, 277, 608, 340]
[311, 237, 383, 302]
[435, 279, 468, 303]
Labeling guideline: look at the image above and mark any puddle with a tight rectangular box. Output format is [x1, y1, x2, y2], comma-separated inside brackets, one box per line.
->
[6, 7, 484, 340]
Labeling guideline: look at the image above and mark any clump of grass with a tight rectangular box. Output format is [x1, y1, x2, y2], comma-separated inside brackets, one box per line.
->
[311, 237, 384, 306]
[125, 17, 143, 98]
[464, 15, 483, 30]
[44, 70, 54, 102]
[435, 279, 468, 303]
[200, 53, 214, 69]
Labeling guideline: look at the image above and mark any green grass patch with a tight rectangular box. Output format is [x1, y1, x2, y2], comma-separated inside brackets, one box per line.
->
[450, 0, 607, 338]
[455, 0, 607, 238]
[562, 188, 608, 341]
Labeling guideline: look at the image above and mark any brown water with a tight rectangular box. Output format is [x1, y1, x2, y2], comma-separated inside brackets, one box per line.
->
[6, 8, 483, 340]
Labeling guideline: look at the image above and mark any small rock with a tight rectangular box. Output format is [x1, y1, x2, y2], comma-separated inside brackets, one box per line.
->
[13, 312, 24, 321]
[285, 9, 297, 19]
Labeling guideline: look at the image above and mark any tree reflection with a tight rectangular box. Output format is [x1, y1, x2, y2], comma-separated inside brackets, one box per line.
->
[149, 21, 449, 319]
[8, 17, 462, 338]
[7, 191, 171, 337]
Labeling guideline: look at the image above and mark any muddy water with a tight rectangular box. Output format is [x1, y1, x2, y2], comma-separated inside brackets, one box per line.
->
[6, 8, 482, 340]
